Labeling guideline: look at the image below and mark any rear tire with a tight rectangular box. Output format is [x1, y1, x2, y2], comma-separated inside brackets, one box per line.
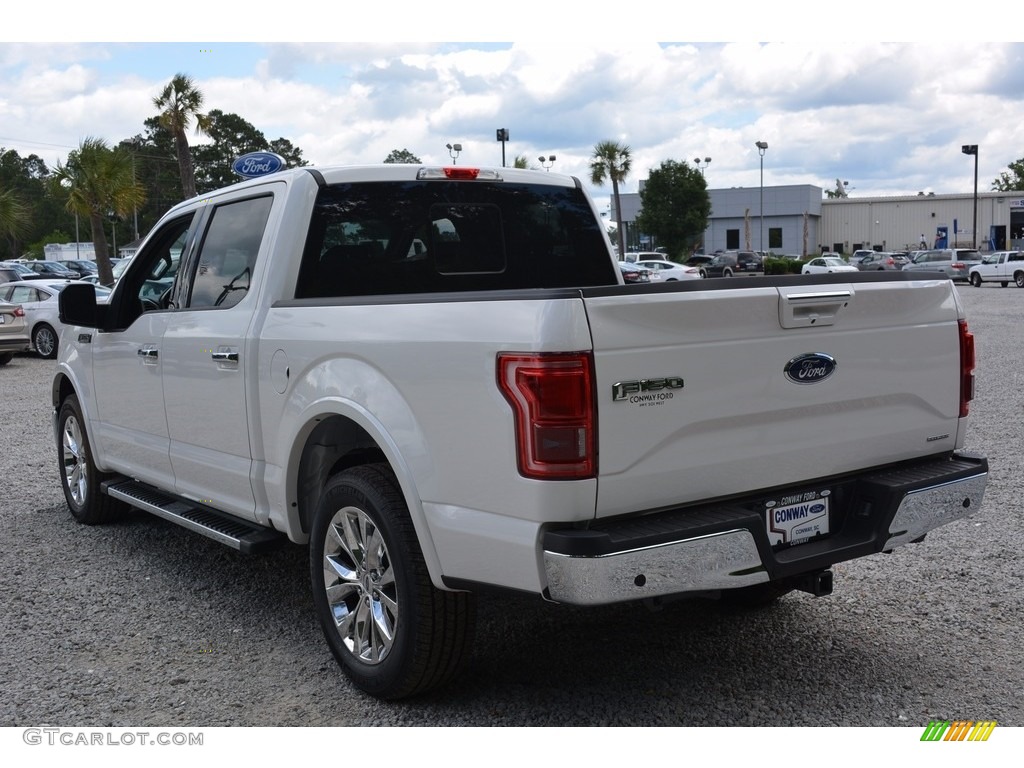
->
[723, 268, 734, 277]
[1015, 271, 1024, 288]
[57, 395, 126, 524]
[310, 464, 475, 699]
[970, 272, 982, 287]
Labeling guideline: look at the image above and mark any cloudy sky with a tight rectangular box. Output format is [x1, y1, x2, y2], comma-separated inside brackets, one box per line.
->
[2, 6, 1019, 214]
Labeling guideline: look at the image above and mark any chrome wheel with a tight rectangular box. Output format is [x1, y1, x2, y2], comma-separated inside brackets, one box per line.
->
[34, 324, 56, 359]
[61, 412, 88, 507]
[322, 505, 398, 664]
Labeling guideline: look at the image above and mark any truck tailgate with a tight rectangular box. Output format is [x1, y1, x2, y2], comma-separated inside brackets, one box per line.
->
[583, 276, 963, 518]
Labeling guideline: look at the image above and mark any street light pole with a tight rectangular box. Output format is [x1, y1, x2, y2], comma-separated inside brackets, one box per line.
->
[756, 141, 768, 253]
[495, 128, 509, 167]
[962, 144, 978, 249]
[694, 156, 711, 176]
[446, 142, 462, 165]
[538, 155, 556, 171]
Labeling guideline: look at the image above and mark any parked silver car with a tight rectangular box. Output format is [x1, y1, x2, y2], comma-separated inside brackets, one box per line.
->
[901, 249, 981, 282]
[0, 300, 30, 365]
[0, 280, 111, 359]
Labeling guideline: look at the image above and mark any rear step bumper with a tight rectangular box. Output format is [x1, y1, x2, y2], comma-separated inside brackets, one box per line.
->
[103, 479, 284, 554]
[542, 453, 987, 606]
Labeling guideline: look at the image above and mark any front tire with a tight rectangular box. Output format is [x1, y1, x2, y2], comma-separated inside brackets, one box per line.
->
[310, 464, 475, 699]
[33, 323, 57, 359]
[57, 395, 126, 524]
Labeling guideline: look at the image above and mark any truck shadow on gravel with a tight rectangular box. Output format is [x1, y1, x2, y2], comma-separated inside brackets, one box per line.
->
[25, 506, 972, 726]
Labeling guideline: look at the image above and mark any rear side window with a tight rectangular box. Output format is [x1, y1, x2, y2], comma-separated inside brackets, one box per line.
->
[296, 180, 616, 298]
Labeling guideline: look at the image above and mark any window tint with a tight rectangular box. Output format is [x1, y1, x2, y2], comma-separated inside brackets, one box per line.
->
[296, 180, 616, 298]
[188, 195, 273, 309]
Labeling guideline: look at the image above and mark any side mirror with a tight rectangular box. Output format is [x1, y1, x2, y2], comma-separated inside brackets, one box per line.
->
[59, 283, 107, 329]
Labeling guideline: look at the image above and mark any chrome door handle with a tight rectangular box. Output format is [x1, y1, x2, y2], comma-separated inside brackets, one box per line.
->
[137, 345, 159, 365]
[211, 349, 238, 363]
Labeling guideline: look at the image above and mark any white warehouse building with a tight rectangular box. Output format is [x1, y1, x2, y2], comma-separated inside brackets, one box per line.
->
[614, 185, 1024, 257]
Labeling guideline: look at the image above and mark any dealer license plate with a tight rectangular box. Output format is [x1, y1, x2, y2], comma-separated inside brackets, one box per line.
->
[765, 490, 830, 547]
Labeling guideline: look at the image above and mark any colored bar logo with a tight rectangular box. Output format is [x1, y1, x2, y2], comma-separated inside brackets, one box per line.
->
[921, 720, 997, 741]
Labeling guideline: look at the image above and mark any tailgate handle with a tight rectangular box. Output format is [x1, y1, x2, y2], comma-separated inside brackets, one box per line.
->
[779, 290, 852, 329]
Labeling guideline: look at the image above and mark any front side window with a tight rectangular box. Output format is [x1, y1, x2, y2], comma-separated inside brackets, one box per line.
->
[187, 195, 273, 309]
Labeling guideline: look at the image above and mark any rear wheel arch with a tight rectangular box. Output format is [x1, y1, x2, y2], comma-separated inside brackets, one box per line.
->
[292, 412, 444, 588]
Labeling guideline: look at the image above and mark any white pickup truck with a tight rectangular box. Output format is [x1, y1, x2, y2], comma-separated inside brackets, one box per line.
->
[54, 164, 988, 699]
[968, 250, 1024, 287]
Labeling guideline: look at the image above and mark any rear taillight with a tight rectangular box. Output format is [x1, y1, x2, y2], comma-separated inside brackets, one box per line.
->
[959, 319, 975, 418]
[497, 352, 596, 480]
[952, 262, 966, 270]
[13, 307, 25, 317]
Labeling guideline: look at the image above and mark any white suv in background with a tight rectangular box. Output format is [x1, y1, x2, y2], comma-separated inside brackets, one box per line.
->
[968, 251, 1024, 288]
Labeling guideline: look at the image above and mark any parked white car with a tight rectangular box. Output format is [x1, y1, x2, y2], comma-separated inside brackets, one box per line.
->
[802, 256, 859, 275]
[968, 251, 1024, 288]
[634, 259, 701, 280]
[0, 280, 110, 359]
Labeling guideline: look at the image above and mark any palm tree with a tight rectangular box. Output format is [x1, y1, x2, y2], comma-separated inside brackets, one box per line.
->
[53, 138, 146, 287]
[590, 140, 632, 259]
[153, 73, 211, 200]
[0, 187, 30, 256]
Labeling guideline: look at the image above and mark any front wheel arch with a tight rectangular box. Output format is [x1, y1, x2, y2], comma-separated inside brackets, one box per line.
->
[56, 394, 126, 524]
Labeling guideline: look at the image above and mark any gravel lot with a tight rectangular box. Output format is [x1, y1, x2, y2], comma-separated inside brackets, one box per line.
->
[0, 284, 1021, 728]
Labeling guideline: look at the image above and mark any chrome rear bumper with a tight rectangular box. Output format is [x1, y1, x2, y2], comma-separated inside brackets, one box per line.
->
[542, 453, 987, 606]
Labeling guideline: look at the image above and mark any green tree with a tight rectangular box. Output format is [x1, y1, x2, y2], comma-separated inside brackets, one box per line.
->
[120, 119, 184, 238]
[824, 178, 849, 199]
[383, 148, 422, 164]
[0, 187, 30, 255]
[52, 138, 146, 286]
[269, 137, 308, 168]
[635, 159, 711, 259]
[0, 148, 68, 259]
[153, 73, 211, 200]
[512, 155, 529, 169]
[193, 109, 269, 192]
[25, 229, 72, 259]
[992, 158, 1024, 192]
[590, 140, 632, 259]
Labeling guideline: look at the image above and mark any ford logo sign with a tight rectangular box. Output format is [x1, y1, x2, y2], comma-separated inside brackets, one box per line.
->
[784, 353, 837, 384]
[232, 152, 285, 179]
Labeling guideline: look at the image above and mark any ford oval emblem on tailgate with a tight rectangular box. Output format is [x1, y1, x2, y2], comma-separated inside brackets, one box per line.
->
[784, 353, 836, 384]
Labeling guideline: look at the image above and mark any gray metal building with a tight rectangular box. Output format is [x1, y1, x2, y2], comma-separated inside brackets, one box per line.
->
[613, 184, 1024, 257]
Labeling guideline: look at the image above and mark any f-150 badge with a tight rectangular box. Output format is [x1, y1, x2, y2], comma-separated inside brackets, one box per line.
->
[612, 377, 684, 403]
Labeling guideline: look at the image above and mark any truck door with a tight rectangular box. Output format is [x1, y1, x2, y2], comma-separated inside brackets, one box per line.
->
[91, 213, 197, 488]
[160, 192, 275, 520]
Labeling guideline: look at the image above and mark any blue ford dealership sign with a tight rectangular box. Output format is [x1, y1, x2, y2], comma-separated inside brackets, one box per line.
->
[232, 152, 286, 179]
